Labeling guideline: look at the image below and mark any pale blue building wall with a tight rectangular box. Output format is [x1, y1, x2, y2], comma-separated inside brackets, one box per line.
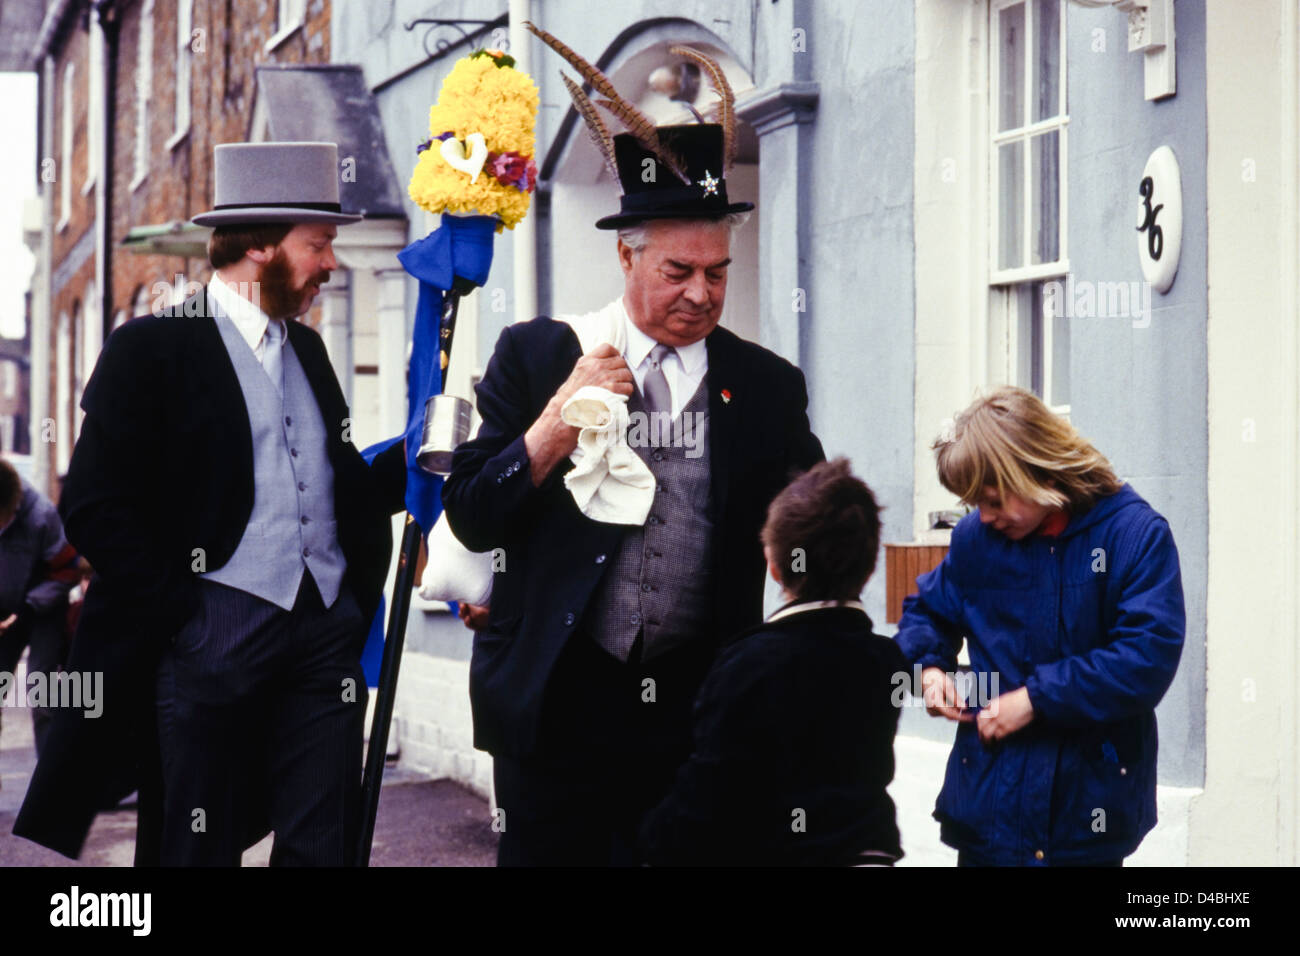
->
[1065, 0, 1207, 787]
[802, 0, 915, 623]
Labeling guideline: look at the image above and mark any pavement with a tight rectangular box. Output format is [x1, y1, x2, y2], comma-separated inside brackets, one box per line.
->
[0, 685, 499, 867]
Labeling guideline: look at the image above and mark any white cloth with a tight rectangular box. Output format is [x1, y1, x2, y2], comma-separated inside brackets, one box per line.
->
[559, 385, 655, 525]
[420, 297, 709, 602]
[418, 506, 494, 606]
[552, 296, 676, 526]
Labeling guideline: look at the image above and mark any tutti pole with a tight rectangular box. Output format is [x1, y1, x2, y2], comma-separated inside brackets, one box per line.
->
[354, 276, 477, 867]
[355, 513, 422, 867]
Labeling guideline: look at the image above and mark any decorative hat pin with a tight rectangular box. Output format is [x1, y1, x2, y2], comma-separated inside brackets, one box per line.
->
[524, 22, 753, 230]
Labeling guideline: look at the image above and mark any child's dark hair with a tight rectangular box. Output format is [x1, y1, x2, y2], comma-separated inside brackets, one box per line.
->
[760, 457, 882, 602]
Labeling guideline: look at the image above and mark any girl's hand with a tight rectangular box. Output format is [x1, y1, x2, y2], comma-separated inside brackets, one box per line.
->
[922, 666, 976, 722]
[976, 686, 1035, 744]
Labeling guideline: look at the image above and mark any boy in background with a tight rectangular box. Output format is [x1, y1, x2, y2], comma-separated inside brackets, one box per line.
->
[0, 456, 79, 758]
[640, 457, 905, 866]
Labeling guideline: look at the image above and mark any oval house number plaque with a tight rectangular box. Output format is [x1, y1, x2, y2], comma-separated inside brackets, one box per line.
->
[1136, 145, 1182, 294]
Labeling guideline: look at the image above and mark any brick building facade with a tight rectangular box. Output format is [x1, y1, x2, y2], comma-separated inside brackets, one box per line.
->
[37, 0, 333, 491]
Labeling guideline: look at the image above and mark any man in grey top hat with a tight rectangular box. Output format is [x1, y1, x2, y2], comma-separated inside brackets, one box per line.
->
[13, 142, 407, 866]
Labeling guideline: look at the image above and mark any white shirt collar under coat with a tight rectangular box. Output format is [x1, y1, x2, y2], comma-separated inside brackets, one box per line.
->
[207, 272, 284, 354]
[765, 599, 869, 624]
[618, 297, 708, 377]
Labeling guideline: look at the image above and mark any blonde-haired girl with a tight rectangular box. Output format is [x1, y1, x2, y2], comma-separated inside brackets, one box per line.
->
[897, 386, 1185, 866]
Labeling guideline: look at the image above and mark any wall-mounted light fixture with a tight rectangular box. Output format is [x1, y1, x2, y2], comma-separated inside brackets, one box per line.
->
[648, 61, 705, 122]
[1071, 0, 1175, 101]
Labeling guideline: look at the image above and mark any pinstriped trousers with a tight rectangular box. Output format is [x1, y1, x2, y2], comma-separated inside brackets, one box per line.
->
[154, 572, 368, 866]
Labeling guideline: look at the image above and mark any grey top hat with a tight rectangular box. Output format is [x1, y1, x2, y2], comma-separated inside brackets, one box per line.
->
[191, 141, 362, 227]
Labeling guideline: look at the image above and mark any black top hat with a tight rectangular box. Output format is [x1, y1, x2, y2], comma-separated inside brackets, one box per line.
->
[594, 124, 753, 230]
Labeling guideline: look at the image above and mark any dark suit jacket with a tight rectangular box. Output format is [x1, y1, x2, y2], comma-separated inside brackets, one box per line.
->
[638, 606, 907, 866]
[441, 315, 825, 759]
[12, 289, 406, 862]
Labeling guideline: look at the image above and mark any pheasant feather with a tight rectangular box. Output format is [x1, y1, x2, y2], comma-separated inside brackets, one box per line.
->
[669, 45, 737, 169]
[593, 98, 690, 184]
[526, 21, 690, 183]
[561, 73, 619, 181]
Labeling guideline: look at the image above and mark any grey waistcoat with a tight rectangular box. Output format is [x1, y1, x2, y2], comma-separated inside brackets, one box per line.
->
[201, 311, 346, 610]
[583, 376, 714, 661]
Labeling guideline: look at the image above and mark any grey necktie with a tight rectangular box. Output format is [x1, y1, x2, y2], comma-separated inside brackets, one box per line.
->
[261, 319, 285, 397]
[643, 343, 675, 418]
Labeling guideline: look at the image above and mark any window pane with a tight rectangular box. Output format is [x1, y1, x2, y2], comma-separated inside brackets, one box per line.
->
[999, 140, 1024, 270]
[1013, 283, 1042, 395]
[999, 2, 1025, 132]
[1029, 282, 1044, 397]
[1031, 130, 1060, 265]
[1050, 296, 1070, 407]
[1032, 0, 1060, 122]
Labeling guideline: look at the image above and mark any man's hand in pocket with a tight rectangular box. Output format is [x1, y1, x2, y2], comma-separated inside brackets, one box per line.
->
[458, 602, 491, 632]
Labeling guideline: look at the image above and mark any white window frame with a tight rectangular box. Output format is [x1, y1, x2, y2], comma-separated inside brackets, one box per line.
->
[989, 0, 1070, 413]
[82, 22, 102, 195]
[266, 0, 307, 53]
[131, 0, 155, 190]
[56, 310, 71, 475]
[76, 285, 95, 439]
[999, 279, 1070, 414]
[132, 284, 152, 321]
[990, 0, 1068, 282]
[57, 61, 73, 232]
[166, 0, 193, 151]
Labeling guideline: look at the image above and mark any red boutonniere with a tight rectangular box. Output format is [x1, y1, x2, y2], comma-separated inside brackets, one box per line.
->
[720, 389, 732, 404]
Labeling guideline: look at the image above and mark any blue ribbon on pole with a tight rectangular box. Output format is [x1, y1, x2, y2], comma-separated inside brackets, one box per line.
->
[362, 214, 497, 534]
[358, 214, 497, 683]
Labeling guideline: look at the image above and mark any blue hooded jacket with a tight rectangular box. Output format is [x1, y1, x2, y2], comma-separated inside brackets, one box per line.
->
[896, 483, 1185, 865]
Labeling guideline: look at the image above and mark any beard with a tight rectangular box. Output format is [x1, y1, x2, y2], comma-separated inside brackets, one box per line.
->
[254, 247, 328, 319]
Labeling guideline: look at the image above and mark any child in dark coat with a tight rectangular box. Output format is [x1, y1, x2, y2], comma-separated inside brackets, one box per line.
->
[639, 458, 906, 866]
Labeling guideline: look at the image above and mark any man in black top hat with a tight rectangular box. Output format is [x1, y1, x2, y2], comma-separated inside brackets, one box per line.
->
[444, 38, 826, 864]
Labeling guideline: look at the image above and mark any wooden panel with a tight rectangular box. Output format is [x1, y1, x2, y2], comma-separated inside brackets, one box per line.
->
[884, 543, 950, 624]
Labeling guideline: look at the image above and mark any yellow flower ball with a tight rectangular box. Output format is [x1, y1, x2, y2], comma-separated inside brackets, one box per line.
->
[408, 54, 540, 230]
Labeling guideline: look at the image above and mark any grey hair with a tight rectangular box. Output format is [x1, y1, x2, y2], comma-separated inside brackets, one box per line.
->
[617, 211, 751, 253]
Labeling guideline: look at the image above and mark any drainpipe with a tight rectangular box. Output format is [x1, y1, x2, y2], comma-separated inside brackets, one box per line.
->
[509, 0, 537, 326]
[93, 1, 119, 348]
[32, 54, 56, 495]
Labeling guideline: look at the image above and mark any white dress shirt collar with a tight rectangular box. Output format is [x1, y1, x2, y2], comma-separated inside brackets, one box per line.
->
[207, 271, 283, 354]
[618, 298, 708, 376]
[765, 599, 868, 624]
